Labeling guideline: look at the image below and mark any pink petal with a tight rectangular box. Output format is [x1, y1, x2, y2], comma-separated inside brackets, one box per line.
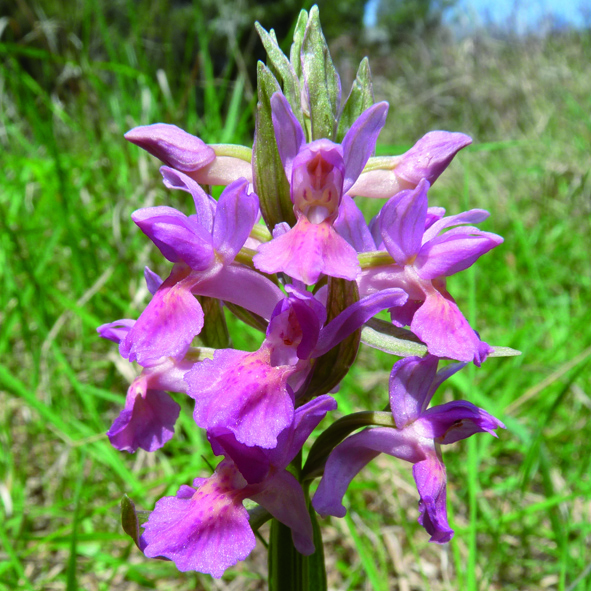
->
[254, 217, 360, 285]
[410, 291, 485, 363]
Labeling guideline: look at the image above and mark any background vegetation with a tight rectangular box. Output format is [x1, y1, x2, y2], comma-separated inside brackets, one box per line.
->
[1, 0, 590, 589]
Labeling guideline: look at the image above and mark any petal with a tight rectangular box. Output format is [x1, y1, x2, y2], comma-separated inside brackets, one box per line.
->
[186, 349, 295, 449]
[190, 155, 254, 186]
[380, 180, 429, 265]
[132, 206, 215, 271]
[312, 427, 425, 518]
[97, 318, 135, 344]
[120, 271, 204, 365]
[253, 217, 360, 285]
[142, 464, 255, 577]
[412, 454, 454, 543]
[208, 431, 272, 484]
[195, 264, 284, 320]
[107, 383, 180, 453]
[160, 166, 215, 233]
[341, 102, 389, 192]
[422, 208, 490, 244]
[144, 266, 163, 295]
[251, 470, 315, 555]
[395, 131, 472, 187]
[212, 178, 259, 263]
[389, 355, 439, 429]
[268, 395, 338, 470]
[416, 400, 505, 444]
[314, 288, 408, 357]
[125, 123, 215, 172]
[410, 291, 486, 364]
[270, 91, 306, 179]
[425, 207, 446, 230]
[390, 298, 422, 328]
[415, 226, 503, 280]
[266, 295, 322, 364]
[334, 194, 377, 252]
[348, 167, 412, 200]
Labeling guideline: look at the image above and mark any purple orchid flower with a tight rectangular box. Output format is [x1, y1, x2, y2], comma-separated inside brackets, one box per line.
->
[98, 313, 192, 453]
[356, 179, 503, 364]
[348, 131, 472, 199]
[313, 355, 505, 543]
[125, 123, 253, 185]
[119, 172, 283, 366]
[253, 91, 389, 285]
[185, 285, 408, 449]
[140, 395, 337, 577]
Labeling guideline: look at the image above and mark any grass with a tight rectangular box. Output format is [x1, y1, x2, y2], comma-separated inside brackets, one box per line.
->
[1, 3, 591, 590]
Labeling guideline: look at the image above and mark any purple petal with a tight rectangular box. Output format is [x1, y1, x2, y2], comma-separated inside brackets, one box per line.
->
[341, 102, 389, 192]
[410, 291, 485, 364]
[186, 349, 296, 449]
[314, 288, 408, 357]
[422, 209, 490, 244]
[270, 92, 306, 179]
[415, 226, 504, 280]
[253, 217, 360, 285]
[212, 178, 259, 263]
[125, 123, 215, 172]
[132, 206, 214, 271]
[390, 298, 422, 328]
[251, 470, 315, 555]
[142, 462, 255, 577]
[334, 194, 377, 252]
[266, 295, 322, 364]
[97, 319, 135, 344]
[120, 271, 204, 365]
[160, 166, 215, 233]
[412, 455, 454, 543]
[208, 431, 272, 484]
[380, 180, 429, 265]
[313, 427, 425, 518]
[425, 207, 446, 230]
[395, 131, 472, 187]
[144, 266, 163, 295]
[146, 355, 196, 393]
[268, 395, 337, 470]
[389, 355, 439, 429]
[195, 264, 284, 320]
[107, 384, 180, 453]
[416, 400, 505, 444]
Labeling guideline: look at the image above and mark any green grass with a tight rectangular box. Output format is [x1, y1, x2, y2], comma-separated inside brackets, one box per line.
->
[1, 3, 591, 590]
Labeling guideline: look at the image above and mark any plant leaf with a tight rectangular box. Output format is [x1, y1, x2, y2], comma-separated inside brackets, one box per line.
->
[253, 62, 296, 230]
[255, 22, 304, 128]
[300, 6, 341, 140]
[361, 317, 428, 357]
[336, 57, 375, 143]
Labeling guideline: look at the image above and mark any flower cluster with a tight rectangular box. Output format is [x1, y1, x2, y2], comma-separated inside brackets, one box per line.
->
[99, 7, 510, 580]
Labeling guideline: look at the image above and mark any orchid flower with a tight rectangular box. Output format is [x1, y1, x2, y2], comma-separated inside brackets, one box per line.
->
[253, 91, 388, 285]
[355, 179, 503, 364]
[125, 123, 253, 185]
[140, 395, 337, 577]
[119, 172, 283, 366]
[98, 310, 190, 453]
[185, 285, 408, 449]
[349, 131, 472, 199]
[313, 355, 505, 543]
